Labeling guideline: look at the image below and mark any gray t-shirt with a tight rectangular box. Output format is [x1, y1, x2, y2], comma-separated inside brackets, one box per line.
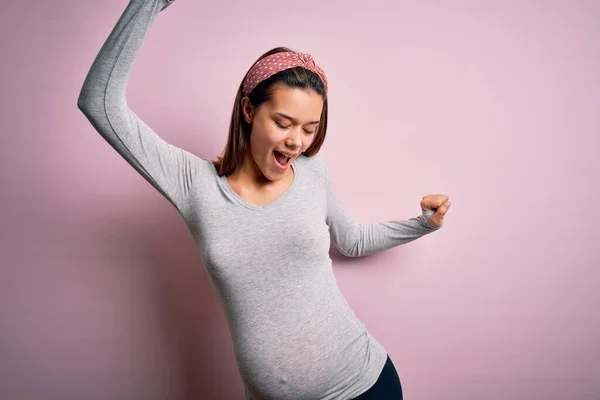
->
[77, 1, 442, 398]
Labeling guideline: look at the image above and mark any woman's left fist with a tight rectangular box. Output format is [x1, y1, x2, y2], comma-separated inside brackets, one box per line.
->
[421, 194, 451, 229]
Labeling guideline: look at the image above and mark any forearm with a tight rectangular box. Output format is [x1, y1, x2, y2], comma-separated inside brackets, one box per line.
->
[330, 209, 441, 258]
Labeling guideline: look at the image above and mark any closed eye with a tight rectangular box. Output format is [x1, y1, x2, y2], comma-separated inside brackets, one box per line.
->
[275, 121, 315, 134]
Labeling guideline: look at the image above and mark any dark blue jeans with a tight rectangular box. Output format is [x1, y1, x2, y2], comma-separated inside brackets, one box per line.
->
[351, 355, 403, 399]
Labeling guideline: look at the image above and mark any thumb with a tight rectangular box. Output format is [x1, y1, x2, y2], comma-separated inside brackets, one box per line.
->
[427, 201, 451, 228]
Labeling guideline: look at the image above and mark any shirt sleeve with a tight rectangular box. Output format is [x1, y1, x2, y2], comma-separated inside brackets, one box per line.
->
[77, 0, 203, 210]
[319, 156, 443, 257]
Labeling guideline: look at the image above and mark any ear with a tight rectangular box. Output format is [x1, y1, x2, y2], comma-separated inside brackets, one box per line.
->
[241, 97, 255, 124]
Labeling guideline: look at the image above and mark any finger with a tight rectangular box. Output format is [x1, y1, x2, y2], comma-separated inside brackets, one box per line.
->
[422, 194, 450, 210]
[429, 200, 451, 228]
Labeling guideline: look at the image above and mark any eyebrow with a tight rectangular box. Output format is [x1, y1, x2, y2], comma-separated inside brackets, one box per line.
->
[275, 112, 320, 125]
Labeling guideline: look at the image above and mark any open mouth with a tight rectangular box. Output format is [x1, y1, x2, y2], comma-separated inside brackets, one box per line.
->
[273, 150, 292, 167]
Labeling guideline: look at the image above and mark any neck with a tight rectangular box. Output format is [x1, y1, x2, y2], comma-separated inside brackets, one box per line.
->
[234, 151, 270, 188]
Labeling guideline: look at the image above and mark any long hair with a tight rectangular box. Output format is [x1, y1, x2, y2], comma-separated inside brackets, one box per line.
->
[213, 47, 329, 176]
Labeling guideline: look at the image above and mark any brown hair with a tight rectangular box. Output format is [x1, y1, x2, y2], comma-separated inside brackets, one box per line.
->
[213, 47, 329, 176]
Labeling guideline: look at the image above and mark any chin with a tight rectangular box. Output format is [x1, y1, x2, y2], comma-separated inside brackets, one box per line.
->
[262, 168, 284, 182]
[249, 150, 288, 182]
[262, 153, 288, 180]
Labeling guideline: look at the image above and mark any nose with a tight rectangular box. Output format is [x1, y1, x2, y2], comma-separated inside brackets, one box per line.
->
[285, 126, 303, 150]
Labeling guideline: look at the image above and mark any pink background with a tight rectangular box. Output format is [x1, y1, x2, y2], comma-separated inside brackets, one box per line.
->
[2, 0, 599, 399]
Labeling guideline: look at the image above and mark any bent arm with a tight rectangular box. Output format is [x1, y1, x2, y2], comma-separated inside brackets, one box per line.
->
[321, 158, 441, 257]
[77, 0, 201, 210]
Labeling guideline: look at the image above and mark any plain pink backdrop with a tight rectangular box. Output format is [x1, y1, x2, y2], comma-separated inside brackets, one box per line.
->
[1, 0, 599, 399]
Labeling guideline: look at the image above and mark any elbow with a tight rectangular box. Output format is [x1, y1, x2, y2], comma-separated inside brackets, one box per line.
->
[77, 83, 102, 117]
[77, 99, 89, 115]
[77, 91, 91, 116]
[77, 89, 94, 116]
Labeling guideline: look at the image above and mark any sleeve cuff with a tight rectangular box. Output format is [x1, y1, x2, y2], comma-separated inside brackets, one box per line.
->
[420, 209, 443, 230]
[160, 0, 175, 11]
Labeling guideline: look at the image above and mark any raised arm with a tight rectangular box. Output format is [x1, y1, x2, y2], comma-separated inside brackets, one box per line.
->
[77, 0, 201, 210]
[320, 157, 442, 258]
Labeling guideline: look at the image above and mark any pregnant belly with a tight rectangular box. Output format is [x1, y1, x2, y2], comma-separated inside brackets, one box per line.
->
[232, 314, 368, 399]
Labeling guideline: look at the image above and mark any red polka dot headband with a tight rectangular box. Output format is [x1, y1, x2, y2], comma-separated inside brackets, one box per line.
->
[242, 51, 328, 97]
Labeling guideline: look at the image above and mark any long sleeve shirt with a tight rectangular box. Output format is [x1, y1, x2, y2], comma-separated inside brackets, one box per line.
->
[77, 1, 441, 398]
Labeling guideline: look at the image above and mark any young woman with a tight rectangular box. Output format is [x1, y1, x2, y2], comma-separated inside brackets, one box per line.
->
[77, 0, 451, 399]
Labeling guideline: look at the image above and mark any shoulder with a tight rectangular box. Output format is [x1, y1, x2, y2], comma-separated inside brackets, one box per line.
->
[294, 153, 329, 182]
[294, 154, 329, 190]
[187, 155, 220, 185]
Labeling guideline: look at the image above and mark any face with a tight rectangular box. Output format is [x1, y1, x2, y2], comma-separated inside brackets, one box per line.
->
[242, 83, 324, 182]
